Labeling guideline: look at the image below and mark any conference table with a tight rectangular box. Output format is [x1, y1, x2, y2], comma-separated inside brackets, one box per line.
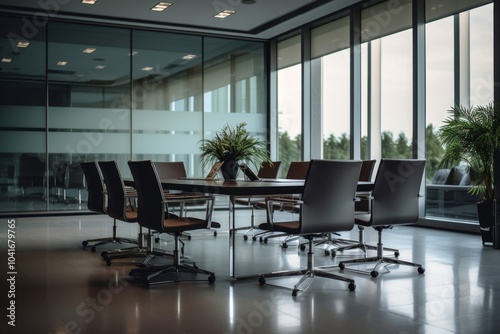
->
[126, 177, 373, 280]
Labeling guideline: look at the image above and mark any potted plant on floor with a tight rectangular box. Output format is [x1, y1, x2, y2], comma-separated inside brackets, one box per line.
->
[199, 122, 272, 180]
[438, 102, 500, 245]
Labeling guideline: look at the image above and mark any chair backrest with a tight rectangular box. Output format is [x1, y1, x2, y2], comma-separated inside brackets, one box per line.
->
[81, 161, 106, 215]
[371, 159, 426, 226]
[298, 159, 362, 235]
[285, 161, 310, 179]
[257, 161, 281, 179]
[359, 159, 376, 181]
[128, 160, 168, 231]
[67, 163, 85, 188]
[153, 161, 187, 179]
[98, 161, 129, 221]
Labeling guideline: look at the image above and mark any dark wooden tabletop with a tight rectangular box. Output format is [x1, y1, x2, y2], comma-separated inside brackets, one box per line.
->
[124, 178, 373, 196]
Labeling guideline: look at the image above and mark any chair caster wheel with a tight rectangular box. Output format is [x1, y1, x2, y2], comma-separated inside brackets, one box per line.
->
[299, 244, 306, 252]
[213, 231, 217, 237]
[208, 274, 216, 284]
[90, 246, 96, 253]
[259, 237, 263, 242]
[82, 241, 88, 247]
[418, 266, 425, 274]
[155, 237, 160, 243]
[394, 251, 400, 257]
[282, 242, 288, 248]
[339, 262, 345, 270]
[258, 276, 266, 285]
[187, 235, 192, 240]
[370, 270, 378, 278]
[143, 280, 150, 288]
[292, 289, 298, 297]
[324, 249, 330, 256]
[243, 235, 248, 241]
[331, 250, 337, 258]
[252, 236, 257, 241]
[348, 283, 356, 291]
[264, 238, 268, 244]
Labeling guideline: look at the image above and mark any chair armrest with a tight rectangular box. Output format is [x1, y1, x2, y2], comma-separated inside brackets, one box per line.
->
[265, 197, 303, 228]
[164, 194, 213, 203]
[265, 197, 303, 205]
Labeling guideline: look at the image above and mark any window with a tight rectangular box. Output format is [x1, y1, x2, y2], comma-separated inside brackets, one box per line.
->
[361, 0, 413, 161]
[425, 2, 493, 221]
[277, 35, 302, 176]
[311, 17, 351, 159]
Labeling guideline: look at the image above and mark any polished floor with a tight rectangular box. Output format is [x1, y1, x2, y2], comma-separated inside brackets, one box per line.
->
[1, 208, 500, 334]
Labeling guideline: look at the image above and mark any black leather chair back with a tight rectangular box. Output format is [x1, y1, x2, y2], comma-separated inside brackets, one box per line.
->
[128, 160, 168, 231]
[81, 161, 106, 215]
[371, 159, 426, 226]
[257, 161, 281, 179]
[359, 160, 376, 181]
[285, 161, 310, 179]
[98, 161, 129, 221]
[298, 159, 362, 235]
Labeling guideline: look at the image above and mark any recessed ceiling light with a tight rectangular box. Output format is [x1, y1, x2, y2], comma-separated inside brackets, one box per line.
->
[56, 61, 68, 66]
[151, 2, 172, 11]
[129, 51, 139, 56]
[81, 0, 97, 4]
[82, 48, 96, 54]
[141, 66, 154, 71]
[1, 58, 13, 63]
[182, 54, 197, 60]
[16, 41, 30, 48]
[214, 9, 236, 19]
[95, 65, 106, 69]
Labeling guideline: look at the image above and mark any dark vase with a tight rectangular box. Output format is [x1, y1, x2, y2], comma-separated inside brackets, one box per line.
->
[477, 200, 494, 245]
[221, 160, 239, 181]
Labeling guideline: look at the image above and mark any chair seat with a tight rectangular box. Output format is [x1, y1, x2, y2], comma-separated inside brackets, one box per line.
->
[124, 210, 138, 220]
[354, 213, 371, 226]
[271, 221, 301, 234]
[163, 217, 212, 232]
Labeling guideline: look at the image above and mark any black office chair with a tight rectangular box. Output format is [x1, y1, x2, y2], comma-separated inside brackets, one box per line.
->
[153, 161, 220, 238]
[232, 161, 281, 239]
[257, 159, 362, 296]
[327, 159, 393, 257]
[52, 162, 85, 204]
[16, 153, 45, 200]
[98, 161, 148, 265]
[128, 160, 216, 287]
[338, 159, 426, 278]
[253, 161, 310, 244]
[80, 161, 139, 253]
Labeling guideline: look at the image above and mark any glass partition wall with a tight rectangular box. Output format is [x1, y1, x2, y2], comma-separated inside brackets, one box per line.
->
[0, 17, 47, 212]
[0, 16, 267, 215]
[47, 23, 131, 210]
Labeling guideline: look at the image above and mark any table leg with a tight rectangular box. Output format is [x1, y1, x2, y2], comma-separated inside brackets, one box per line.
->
[229, 195, 235, 278]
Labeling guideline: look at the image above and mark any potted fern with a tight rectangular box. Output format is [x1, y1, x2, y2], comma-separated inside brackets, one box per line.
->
[438, 102, 500, 244]
[199, 122, 272, 180]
